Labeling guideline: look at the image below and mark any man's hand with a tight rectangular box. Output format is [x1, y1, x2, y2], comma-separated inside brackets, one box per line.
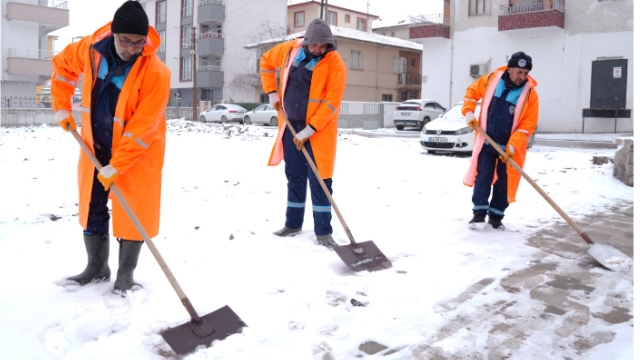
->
[465, 111, 479, 129]
[97, 165, 120, 190]
[500, 145, 515, 163]
[294, 126, 315, 151]
[269, 92, 281, 111]
[55, 110, 77, 132]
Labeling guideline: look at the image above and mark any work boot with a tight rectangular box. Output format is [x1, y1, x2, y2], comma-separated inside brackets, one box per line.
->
[488, 217, 505, 230]
[317, 234, 337, 248]
[468, 213, 486, 224]
[66, 233, 111, 285]
[113, 239, 143, 294]
[273, 226, 302, 237]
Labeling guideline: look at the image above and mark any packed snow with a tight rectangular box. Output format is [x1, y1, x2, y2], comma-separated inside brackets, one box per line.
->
[0, 120, 633, 359]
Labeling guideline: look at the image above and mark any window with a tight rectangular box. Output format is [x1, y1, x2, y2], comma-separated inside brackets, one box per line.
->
[411, 58, 415, 67]
[391, 31, 395, 37]
[400, 91, 407, 102]
[201, 88, 215, 101]
[409, 90, 417, 99]
[181, 26, 191, 48]
[156, 1, 166, 23]
[351, 50, 361, 69]
[357, 18, 366, 31]
[181, 0, 192, 17]
[393, 56, 407, 74]
[181, 56, 192, 80]
[255, 48, 263, 73]
[295, 12, 305, 27]
[327, 11, 337, 26]
[260, 93, 269, 103]
[469, 0, 489, 16]
[382, 94, 392, 101]
[344, 14, 350, 23]
[158, 30, 165, 52]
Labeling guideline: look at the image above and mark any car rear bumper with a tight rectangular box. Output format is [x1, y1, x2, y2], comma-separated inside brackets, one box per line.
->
[419, 134, 473, 152]
[394, 120, 422, 126]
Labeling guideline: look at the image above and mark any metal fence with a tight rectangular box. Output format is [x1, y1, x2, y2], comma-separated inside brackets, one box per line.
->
[1, 97, 56, 109]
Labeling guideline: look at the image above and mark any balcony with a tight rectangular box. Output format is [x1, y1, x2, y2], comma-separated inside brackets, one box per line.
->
[199, 0, 225, 25]
[197, 65, 224, 88]
[409, 14, 450, 40]
[6, 0, 69, 33]
[397, 73, 422, 88]
[197, 33, 224, 56]
[6, 48, 56, 76]
[498, 0, 565, 32]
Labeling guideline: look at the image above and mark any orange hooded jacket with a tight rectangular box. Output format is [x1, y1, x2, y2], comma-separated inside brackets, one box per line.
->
[462, 66, 539, 203]
[259, 38, 347, 179]
[51, 23, 171, 240]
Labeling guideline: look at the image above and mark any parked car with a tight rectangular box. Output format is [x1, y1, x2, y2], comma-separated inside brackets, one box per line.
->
[393, 99, 446, 130]
[199, 104, 247, 124]
[420, 101, 535, 154]
[243, 104, 278, 126]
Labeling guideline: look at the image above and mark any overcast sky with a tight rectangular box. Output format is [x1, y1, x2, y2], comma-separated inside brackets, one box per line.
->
[51, 0, 443, 52]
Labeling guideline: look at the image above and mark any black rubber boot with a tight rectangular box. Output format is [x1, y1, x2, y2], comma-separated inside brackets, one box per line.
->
[66, 233, 111, 285]
[468, 213, 486, 224]
[317, 235, 337, 248]
[273, 226, 302, 237]
[488, 217, 505, 230]
[113, 239, 143, 294]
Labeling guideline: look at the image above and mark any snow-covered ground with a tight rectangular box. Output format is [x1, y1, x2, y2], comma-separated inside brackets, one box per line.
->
[0, 121, 633, 359]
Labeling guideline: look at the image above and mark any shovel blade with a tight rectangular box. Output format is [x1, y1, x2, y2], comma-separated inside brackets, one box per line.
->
[334, 241, 392, 272]
[161, 305, 247, 357]
[586, 243, 633, 272]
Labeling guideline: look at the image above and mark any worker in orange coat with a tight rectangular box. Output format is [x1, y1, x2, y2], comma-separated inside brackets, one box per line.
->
[259, 18, 347, 247]
[463, 52, 539, 230]
[51, 0, 170, 294]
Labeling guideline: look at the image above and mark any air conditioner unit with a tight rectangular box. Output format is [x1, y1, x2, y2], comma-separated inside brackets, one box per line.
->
[470, 63, 487, 78]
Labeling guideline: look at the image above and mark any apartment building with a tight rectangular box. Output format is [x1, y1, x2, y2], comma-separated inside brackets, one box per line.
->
[1, 0, 69, 98]
[411, 0, 633, 133]
[287, 0, 379, 34]
[138, 0, 287, 107]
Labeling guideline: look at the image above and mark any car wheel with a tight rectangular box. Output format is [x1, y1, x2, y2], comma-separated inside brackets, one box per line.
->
[395, 125, 405, 130]
[199, 115, 206, 123]
[422, 117, 431, 128]
[243, 115, 251, 125]
[221, 116, 228, 124]
[270, 116, 278, 126]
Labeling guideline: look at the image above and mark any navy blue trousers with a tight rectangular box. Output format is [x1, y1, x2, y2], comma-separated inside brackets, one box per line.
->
[283, 122, 333, 236]
[472, 144, 509, 219]
[85, 143, 111, 235]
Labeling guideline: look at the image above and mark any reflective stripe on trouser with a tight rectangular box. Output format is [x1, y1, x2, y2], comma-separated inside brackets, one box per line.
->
[283, 123, 333, 236]
[471, 144, 509, 220]
[85, 144, 112, 235]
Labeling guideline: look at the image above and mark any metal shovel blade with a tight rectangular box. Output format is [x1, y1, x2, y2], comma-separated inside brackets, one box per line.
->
[333, 241, 393, 272]
[161, 305, 247, 357]
[586, 243, 633, 272]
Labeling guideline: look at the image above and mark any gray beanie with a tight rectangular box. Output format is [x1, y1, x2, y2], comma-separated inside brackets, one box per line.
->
[301, 18, 336, 49]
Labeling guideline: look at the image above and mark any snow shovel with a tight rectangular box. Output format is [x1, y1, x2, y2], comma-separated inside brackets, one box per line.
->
[278, 111, 392, 272]
[70, 130, 247, 356]
[470, 124, 632, 272]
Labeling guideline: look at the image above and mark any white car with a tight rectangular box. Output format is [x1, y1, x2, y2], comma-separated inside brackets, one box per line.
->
[393, 99, 446, 130]
[243, 104, 278, 126]
[421, 101, 535, 154]
[199, 104, 247, 124]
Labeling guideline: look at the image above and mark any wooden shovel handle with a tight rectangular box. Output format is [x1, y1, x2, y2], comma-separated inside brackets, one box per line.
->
[470, 124, 594, 245]
[70, 130, 203, 322]
[279, 112, 358, 247]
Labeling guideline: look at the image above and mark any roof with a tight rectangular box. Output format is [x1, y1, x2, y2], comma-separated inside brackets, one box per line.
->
[244, 25, 422, 51]
[373, 14, 446, 30]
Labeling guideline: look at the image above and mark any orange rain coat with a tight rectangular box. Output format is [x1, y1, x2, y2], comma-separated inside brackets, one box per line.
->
[462, 66, 539, 203]
[52, 23, 171, 240]
[259, 38, 347, 179]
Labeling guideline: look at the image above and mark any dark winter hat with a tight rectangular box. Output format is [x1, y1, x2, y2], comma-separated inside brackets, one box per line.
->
[111, 0, 149, 36]
[507, 51, 533, 71]
[301, 18, 336, 49]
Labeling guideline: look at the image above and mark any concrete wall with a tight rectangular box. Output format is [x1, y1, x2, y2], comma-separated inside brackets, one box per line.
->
[0, 109, 81, 127]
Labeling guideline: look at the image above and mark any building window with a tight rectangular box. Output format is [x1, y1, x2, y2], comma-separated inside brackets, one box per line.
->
[181, 56, 192, 80]
[295, 12, 305, 27]
[382, 94, 392, 101]
[391, 31, 395, 37]
[255, 48, 263, 73]
[201, 88, 215, 101]
[393, 56, 407, 74]
[409, 90, 417, 99]
[411, 58, 415, 67]
[351, 50, 361, 69]
[181, 0, 192, 17]
[158, 30, 165, 52]
[469, 0, 489, 16]
[327, 11, 337, 26]
[357, 18, 366, 31]
[260, 93, 269, 103]
[400, 91, 407, 102]
[344, 14, 350, 23]
[181, 25, 191, 48]
[156, 1, 166, 23]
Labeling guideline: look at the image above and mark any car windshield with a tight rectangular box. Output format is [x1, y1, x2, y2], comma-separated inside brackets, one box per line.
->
[440, 103, 480, 120]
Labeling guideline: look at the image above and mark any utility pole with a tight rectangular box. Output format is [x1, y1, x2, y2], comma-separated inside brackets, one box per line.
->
[191, 25, 198, 121]
[320, 0, 325, 21]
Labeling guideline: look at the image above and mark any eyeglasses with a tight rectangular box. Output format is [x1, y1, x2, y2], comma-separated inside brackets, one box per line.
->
[116, 35, 146, 49]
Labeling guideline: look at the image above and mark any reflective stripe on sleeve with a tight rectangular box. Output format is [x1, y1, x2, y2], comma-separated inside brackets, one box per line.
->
[56, 74, 77, 87]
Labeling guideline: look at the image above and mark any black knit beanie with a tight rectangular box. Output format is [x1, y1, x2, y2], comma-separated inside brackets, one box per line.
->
[111, 1, 149, 36]
[507, 51, 533, 71]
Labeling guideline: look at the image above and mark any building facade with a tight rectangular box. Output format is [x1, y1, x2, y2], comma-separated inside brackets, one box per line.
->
[1, 0, 69, 98]
[411, 0, 633, 133]
[287, 0, 379, 34]
[138, 0, 287, 108]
